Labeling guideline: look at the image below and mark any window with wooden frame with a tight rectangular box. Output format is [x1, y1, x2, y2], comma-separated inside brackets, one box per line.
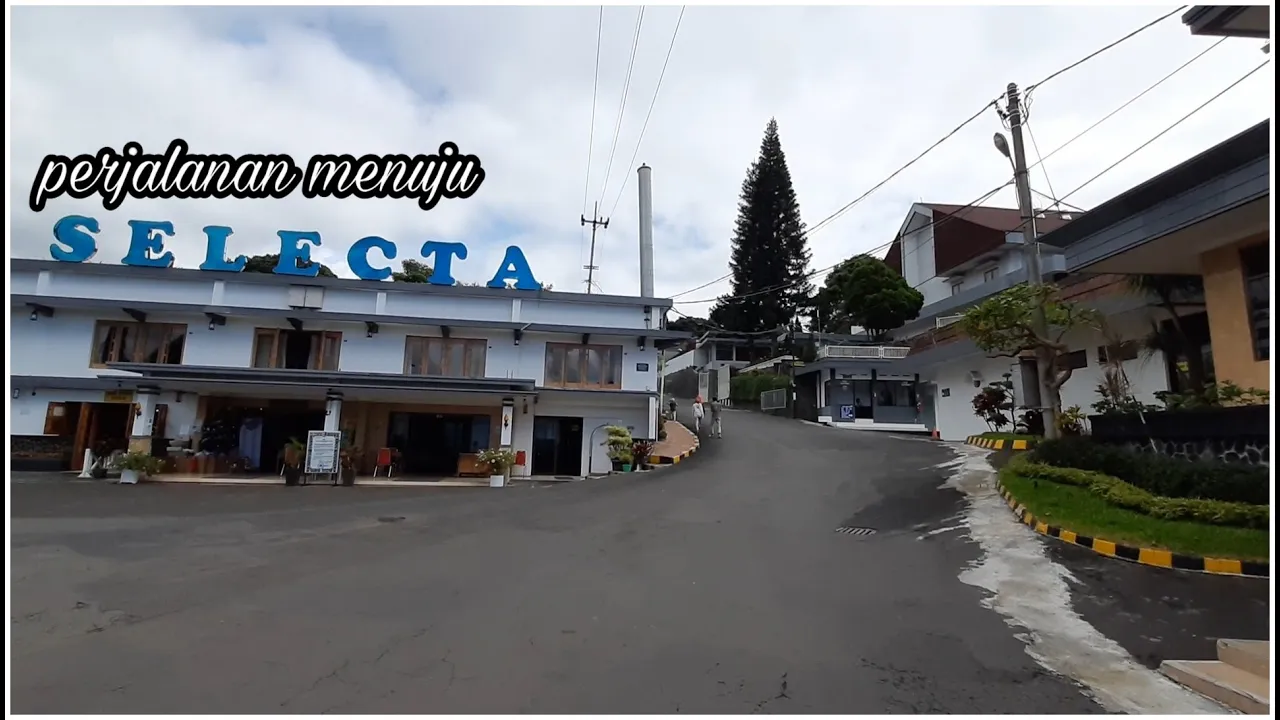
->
[90, 322, 187, 367]
[543, 343, 622, 389]
[251, 328, 342, 370]
[403, 337, 487, 378]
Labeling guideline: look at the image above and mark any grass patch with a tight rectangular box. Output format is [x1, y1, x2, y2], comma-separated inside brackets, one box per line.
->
[1000, 470, 1271, 562]
[978, 432, 1039, 442]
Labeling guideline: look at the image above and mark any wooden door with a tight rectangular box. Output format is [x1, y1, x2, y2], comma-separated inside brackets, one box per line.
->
[71, 404, 93, 471]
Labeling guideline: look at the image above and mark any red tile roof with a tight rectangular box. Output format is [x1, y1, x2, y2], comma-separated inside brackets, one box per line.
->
[922, 204, 1075, 235]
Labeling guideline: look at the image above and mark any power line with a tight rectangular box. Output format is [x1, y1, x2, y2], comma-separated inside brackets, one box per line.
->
[1031, 187, 1086, 213]
[806, 98, 1001, 237]
[675, 181, 1013, 305]
[605, 6, 686, 221]
[596, 7, 645, 207]
[1053, 58, 1268, 209]
[1026, 5, 1188, 93]
[1029, 37, 1227, 173]
[1023, 119, 1059, 210]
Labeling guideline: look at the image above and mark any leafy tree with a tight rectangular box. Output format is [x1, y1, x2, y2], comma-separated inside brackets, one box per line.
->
[811, 255, 923, 339]
[709, 118, 813, 334]
[391, 259, 434, 283]
[243, 253, 337, 278]
[960, 283, 1100, 439]
[667, 315, 708, 334]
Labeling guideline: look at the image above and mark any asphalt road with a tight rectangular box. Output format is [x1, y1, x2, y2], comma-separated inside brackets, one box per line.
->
[10, 409, 1108, 714]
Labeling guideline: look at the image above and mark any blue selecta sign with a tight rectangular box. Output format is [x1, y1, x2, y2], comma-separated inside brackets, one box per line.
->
[49, 214, 542, 290]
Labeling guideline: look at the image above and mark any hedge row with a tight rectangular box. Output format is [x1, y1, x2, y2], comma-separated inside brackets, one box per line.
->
[729, 372, 791, 405]
[1031, 436, 1268, 505]
[1006, 454, 1270, 530]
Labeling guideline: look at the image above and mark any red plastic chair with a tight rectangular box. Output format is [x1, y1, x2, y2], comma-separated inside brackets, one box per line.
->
[374, 447, 398, 478]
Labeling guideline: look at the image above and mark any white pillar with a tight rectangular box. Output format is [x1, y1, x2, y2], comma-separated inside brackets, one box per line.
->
[647, 395, 658, 440]
[324, 392, 342, 432]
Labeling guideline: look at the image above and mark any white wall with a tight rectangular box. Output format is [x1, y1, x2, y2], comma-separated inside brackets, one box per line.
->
[924, 355, 1027, 441]
[508, 392, 650, 478]
[922, 307, 1171, 441]
[10, 389, 199, 439]
[25, 267, 648, 329]
[10, 308, 660, 393]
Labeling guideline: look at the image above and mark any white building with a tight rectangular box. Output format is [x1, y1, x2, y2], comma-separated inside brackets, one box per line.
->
[884, 203, 1174, 441]
[9, 258, 689, 479]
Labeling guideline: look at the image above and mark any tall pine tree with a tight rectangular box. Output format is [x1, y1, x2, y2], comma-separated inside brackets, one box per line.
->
[709, 119, 813, 333]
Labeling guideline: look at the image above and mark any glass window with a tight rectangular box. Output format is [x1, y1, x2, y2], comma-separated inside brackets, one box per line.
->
[467, 342, 486, 378]
[544, 343, 623, 389]
[91, 322, 186, 366]
[565, 347, 584, 384]
[426, 340, 444, 375]
[446, 342, 466, 376]
[1241, 244, 1269, 361]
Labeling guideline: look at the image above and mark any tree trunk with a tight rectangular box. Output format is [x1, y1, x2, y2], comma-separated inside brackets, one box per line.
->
[1037, 352, 1061, 440]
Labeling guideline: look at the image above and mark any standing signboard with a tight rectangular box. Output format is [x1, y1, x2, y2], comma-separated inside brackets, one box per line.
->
[304, 430, 342, 486]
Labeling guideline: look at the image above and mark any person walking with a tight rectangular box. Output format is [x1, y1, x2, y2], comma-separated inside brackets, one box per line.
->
[709, 399, 724, 439]
[668, 397, 678, 421]
[691, 397, 704, 434]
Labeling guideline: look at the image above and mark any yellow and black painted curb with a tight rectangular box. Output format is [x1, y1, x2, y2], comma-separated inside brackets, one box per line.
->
[967, 435, 1035, 451]
[649, 423, 701, 465]
[996, 481, 1269, 579]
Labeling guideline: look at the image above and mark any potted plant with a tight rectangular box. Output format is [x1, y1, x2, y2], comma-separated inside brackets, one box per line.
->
[631, 439, 656, 471]
[477, 447, 516, 488]
[603, 425, 634, 472]
[282, 437, 306, 486]
[113, 451, 163, 485]
[339, 443, 361, 486]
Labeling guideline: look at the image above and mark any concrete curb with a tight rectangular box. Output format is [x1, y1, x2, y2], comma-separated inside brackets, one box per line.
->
[649, 422, 701, 465]
[996, 480, 1270, 579]
[967, 435, 1036, 451]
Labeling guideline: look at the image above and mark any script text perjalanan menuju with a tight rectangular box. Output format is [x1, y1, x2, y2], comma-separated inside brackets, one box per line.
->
[27, 139, 486, 213]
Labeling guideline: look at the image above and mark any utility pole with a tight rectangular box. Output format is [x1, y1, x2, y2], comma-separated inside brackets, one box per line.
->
[1004, 82, 1059, 439]
[581, 201, 609, 294]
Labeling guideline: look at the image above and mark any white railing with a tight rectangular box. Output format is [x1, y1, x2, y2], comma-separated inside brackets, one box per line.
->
[760, 388, 788, 411]
[817, 345, 911, 360]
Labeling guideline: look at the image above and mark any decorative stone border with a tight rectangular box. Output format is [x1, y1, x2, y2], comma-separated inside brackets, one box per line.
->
[996, 480, 1269, 579]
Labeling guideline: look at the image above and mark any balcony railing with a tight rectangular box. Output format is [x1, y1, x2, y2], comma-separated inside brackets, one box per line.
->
[817, 345, 911, 360]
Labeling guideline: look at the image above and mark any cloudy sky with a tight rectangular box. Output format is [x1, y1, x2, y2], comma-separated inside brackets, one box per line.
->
[8, 4, 1272, 314]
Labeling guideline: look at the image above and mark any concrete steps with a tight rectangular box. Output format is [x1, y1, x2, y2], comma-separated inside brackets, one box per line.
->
[1160, 639, 1270, 714]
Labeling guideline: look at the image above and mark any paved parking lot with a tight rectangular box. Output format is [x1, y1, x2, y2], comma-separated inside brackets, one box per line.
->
[5, 412, 1208, 713]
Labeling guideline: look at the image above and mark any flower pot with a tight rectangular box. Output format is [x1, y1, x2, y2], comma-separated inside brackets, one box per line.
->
[283, 466, 301, 486]
[489, 474, 506, 488]
[611, 460, 623, 472]
[120, 469, 139, 485]
[621, 463, 632, 473]
[341, 467, 356, 486]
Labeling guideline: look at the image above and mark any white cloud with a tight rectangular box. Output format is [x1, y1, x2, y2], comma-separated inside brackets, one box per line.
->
[9, 6, 1272, 309]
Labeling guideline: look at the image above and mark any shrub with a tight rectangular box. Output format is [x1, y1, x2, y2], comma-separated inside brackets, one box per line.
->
[1031, 436, 1268, 505]
[729, 372, 790, 405]
[1005, 455, 1269, 530]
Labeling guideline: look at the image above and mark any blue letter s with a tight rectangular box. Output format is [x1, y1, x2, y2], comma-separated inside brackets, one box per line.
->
[50, 215, 100, 263]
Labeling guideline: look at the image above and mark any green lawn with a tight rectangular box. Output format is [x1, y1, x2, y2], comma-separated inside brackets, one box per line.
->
[1000, 470, 1271, 561]
[979, 432, 1039, 442]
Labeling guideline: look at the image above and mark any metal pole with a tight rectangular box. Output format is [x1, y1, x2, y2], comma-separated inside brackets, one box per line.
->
[1005, 82, 1059, 439]
[582, 202, 609, 294]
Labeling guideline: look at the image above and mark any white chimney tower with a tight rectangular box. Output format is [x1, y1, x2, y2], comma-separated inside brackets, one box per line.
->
[637, 164, 655, 298]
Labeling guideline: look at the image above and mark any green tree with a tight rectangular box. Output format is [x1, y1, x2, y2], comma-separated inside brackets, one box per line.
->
[243, 253, 337, 278]
[812, 255, 923, 339]
[709, 118, 813, 333]
[961, 283, 1100, 439]
[391, 259, 434, 283]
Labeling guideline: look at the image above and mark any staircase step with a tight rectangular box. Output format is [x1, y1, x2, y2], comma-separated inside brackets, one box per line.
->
[1160, 660, 1270, 715]
[1218, 639, 1270, 678]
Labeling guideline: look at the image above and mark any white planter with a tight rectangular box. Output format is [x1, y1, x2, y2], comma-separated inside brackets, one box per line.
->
[489, 474, 506, 488]
[119, 469, 139, 485]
